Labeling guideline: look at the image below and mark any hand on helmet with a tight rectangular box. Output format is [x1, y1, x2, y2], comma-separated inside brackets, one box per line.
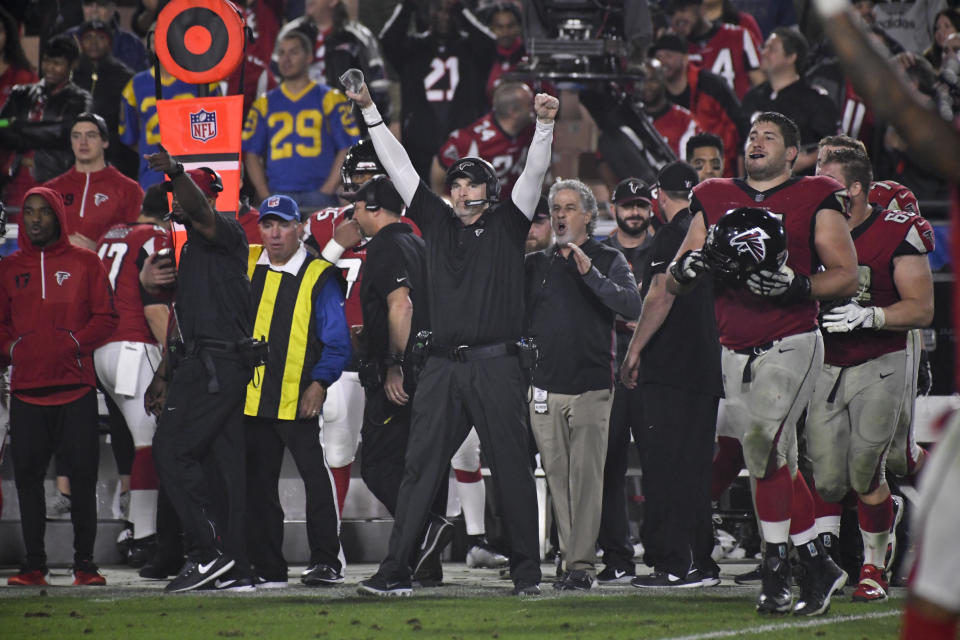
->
[821, 301, 885, 332]
[669, 249, 711, 285]
[746, 264, 811, 304]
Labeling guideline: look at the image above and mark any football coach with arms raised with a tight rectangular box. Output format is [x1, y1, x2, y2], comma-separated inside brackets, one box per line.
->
[345, 78, 558, 597]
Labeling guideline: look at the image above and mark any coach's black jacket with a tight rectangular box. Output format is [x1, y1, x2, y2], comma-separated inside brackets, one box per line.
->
[525, 237, 642, 394]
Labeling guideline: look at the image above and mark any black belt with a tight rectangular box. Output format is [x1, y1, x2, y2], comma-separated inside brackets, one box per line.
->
[185, 338, 240, 355]
[430, 341, 518, 362]
[733, 328, 817, 384]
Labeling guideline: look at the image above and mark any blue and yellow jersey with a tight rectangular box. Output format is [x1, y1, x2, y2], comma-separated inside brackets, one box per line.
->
[119, 69, 221, 188]
[242, 82, 360, 193]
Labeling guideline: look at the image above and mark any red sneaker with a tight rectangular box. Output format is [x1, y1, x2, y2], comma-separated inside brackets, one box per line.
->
[73, 564, 106, 586]
[852, 564, 888, 602]
[8, 569, 49, 586]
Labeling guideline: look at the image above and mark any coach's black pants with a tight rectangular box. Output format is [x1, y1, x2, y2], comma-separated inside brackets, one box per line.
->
[638, 383, 718, 579]
[377, 355, 541, 586]
[10, 389, 100, 569]
[245, 415, 342, 579]
[153, 354, 250, 569]
[597, 383, 645, 571]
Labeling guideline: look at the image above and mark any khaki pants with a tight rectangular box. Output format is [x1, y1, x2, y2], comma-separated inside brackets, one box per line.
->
[530, 388, 612, 575]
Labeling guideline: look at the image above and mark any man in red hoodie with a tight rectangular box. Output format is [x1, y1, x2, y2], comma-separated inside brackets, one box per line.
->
[0, 186, 118, 586]
[44, 112, 144, 251]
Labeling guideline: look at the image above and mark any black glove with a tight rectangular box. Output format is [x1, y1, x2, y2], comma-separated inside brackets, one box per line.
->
[669, 249, 711, 285]
[917, 349, 933, 396]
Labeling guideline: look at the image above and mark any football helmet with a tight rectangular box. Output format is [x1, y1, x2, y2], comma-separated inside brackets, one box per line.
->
[341, 139, 385, 190]
[704, 207, 787, 283]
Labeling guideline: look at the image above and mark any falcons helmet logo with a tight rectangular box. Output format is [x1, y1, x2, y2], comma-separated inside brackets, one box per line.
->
[730, 227, 770, 264]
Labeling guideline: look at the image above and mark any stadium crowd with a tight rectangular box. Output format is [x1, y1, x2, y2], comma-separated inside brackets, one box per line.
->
[0, 0, 958, 637]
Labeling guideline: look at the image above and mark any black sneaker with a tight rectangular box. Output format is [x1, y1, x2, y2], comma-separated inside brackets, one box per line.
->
[128, 535, 158, 569]
[302, 564, 344, 587]
[631, 570, 701, 588]
[511, 581, 541, 596]
[255, 576, 289, 589]
[793, 540, 847, 617]
[552, 571, 569, 590]
[734, 563, 763, 584]
[164, 554, 235, 593]
[596, 565, 635, 584]
[139, 557, 185, 580]
[215, 571, 257, 592]
[357, 574, 412, 597]
[757, 545, 792, 615]
[555, 569, 596, 591]
[688, 568, 720, 587]
[413, 516, 453, 586]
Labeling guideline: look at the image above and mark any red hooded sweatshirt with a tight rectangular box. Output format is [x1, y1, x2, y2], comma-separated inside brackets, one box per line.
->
[0, 186, 118, 403]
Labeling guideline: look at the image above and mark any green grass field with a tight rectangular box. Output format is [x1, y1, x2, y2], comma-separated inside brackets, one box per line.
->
[0, 590, 904, 639]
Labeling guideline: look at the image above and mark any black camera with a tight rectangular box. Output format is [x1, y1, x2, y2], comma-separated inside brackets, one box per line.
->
[358, 359, 384, 390]
[517, 337, 538, 371]
[238, 336, 269, 368]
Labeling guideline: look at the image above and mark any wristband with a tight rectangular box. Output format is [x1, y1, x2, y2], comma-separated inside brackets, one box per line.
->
[166, 161, 185, 178]
[387, 353, 404, 367]
[872, 307, 886, 329]
[321, 239, 347, 264]
[366, 120, 384, 128]
[813, 0, 851, 18]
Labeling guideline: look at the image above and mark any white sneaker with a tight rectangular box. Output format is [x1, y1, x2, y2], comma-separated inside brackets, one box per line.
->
[46, 493, 71, 520]
[466, 539, 508, 569]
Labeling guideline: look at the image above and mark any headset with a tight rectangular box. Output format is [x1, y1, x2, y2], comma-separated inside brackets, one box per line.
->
[196, 166, 224, 193]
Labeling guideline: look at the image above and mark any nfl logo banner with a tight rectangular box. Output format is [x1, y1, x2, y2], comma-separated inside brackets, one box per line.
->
[157, 95, 243, 262]
[190, 109, 218, 142]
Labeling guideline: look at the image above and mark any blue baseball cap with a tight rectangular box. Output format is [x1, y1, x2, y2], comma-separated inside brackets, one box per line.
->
[258, 194, 301, 222]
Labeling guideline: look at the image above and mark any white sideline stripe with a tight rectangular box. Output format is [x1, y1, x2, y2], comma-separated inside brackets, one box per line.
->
[660, 610, 899, 640]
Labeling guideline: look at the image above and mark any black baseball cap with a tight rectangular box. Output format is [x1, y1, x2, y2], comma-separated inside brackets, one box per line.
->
[611, 178, 652, 206]
[657, 161, 699, 192]
[346, 176, 404, 214]
[532, 195, 549, 221]
[650, 34, 688, 55]
[78, 20, 112, 38]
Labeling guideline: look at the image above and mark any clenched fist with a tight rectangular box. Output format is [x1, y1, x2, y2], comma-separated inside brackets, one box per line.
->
[534, 93, 560, 124]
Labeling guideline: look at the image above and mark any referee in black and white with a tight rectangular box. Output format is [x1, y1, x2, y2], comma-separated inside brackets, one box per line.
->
[345, 79, 558, 597]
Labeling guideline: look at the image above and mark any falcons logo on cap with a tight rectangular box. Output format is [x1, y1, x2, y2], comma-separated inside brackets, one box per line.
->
[629, 182, 640, 193]
[457, 161, 472, 172]
[730, 227, 770, 263]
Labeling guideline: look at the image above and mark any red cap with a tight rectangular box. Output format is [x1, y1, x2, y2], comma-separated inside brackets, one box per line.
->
[163, 168, 222, 198]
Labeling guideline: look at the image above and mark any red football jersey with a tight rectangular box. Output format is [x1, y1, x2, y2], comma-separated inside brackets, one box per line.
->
[823, 207, 935, 366]
[840, 80, 877, 156]
[687, 23, 761, 100]
[307, 205, 421, 327]
[96, 223, 172, 345]
[436, 113, 535, 200]
[868, 180, 919, 215]
[691, 175, 847, 350]
[653, 104, 701, 159]
[44, 166, 143, 244]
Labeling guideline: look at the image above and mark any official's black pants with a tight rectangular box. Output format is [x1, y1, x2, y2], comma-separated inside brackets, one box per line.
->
[376, 355, 541, 586]
[597, 383, 644, 571]
[245, 415, 342, 579]
[10, 389, 100, 568]
[638, 383, 719, 578]
[153, 354, 250, 568]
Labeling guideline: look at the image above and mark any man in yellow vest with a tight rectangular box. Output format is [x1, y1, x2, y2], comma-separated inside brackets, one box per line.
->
[243, 194, 352, 589]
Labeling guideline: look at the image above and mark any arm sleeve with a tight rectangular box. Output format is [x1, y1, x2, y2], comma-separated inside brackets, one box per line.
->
[361, 102, 422, 205]
[311, 276, 353, 386]
[581, 251, 643, 318]
[511, 120, 555, 219]
[73, 256, 119, 354]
